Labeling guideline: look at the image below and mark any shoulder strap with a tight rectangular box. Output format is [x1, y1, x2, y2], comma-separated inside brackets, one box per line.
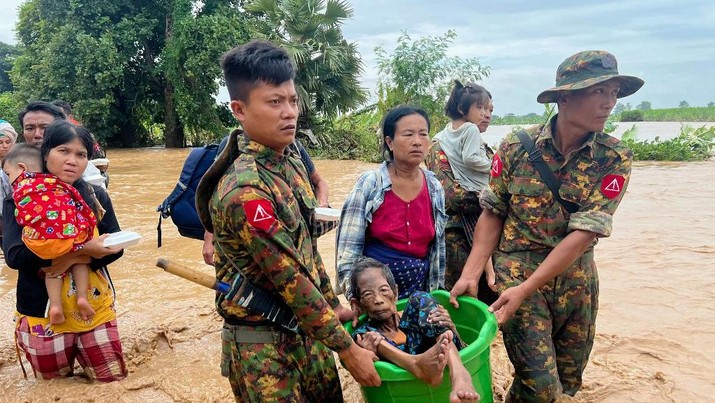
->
[196, 129, 243, 233]
[516, 131, 579, 214]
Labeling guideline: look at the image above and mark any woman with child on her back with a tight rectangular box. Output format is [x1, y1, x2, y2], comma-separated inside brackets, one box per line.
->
[427, 80, 499, 305]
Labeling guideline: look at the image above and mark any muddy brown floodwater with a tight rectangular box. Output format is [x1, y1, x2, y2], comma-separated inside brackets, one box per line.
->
[0, 148, 713, 402]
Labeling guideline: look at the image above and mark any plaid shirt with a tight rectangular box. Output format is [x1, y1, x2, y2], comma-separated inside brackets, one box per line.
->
[336, 162, 447, 296]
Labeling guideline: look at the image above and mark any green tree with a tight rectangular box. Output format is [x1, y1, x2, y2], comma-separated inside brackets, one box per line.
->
[0, 42, 20, 93]
[679, 100, 690, 108]
[636, 100, 652, 111]
[0, 92, 22, 122]
[246, 0, 366, 127]
[11, 0, 250, 147]
[708, 101, 714, 107]
[375, 30, 490, 127]
[613, 102, 627, 115]
[162, 1, 250, 145]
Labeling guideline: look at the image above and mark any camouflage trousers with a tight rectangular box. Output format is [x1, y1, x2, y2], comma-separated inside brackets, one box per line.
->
[444, 228, 499, 306]
[495, 249, 598, 403]
[221, 323, 343, 402]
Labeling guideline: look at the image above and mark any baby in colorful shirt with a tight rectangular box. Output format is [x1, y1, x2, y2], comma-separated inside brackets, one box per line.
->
[3, 144, 97, 324]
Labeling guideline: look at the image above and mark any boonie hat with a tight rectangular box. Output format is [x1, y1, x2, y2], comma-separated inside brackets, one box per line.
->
[537, 50, 644, 104]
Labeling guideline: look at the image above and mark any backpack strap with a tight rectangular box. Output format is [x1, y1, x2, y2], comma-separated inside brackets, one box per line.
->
[516, 130, 579, 214]
[156, 144, 219, 247]
[196, 129, 243, 233]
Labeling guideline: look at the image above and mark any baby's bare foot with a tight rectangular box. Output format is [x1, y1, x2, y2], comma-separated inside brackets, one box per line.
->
[49, 305, 65, 325]
[450, 367, 479, 402]
[413, 330, 452, 386]
[77, 297, 95, 322]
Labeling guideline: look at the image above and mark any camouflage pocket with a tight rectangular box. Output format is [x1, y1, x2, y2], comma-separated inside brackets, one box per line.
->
[507, 177, 548, 221]
[508, 177, 546, 197]
[220, 325, 233, 378]
[275, 199, 300, 233]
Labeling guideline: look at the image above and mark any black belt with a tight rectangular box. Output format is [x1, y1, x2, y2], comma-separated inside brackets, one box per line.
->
[222, 322, 294, 344]
[222, 316, 274, 327]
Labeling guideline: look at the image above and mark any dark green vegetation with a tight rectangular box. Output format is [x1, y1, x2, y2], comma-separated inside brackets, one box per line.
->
[489, 105, 715, 161]
[306, 29, 490, 162]
[621, 124, 715, 161]
[1, 0, 364, 148]
[5, 0, 254, 147]
[493, 105, 715, 125]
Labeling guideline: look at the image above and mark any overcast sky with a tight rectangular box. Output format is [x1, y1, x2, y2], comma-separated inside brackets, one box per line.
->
[1, 0, 713, 115]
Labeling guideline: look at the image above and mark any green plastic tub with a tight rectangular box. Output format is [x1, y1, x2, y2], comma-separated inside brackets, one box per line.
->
[344, 290, 498, 403]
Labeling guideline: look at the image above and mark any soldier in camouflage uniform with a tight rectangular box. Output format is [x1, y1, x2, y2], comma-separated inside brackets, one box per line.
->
[450, 50, 644, 402]
[195, 40, 380, 402]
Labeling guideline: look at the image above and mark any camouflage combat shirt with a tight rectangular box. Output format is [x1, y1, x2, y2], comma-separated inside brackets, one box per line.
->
[208, 134, 352, 351]
[481, 115, 633, 252]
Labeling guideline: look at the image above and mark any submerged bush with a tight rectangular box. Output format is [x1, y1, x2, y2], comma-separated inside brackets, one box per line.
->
[622, 124, 715, 161]
[620, 110, 644, 122]
[306, 108, 383, 163]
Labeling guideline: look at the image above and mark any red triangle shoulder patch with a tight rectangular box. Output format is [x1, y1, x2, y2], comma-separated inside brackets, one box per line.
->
[601, 174, 625, 199]
[491, 153, 503, 177]
[244, 199, 276, 231]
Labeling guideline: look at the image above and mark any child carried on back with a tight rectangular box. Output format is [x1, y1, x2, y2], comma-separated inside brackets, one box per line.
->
[3, 144, 97, 324]
[348, 257, 480, 403]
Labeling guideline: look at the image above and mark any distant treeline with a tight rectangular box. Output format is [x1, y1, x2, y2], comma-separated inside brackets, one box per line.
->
[492, 106, 715, 125]
[627, 106, 715, 122]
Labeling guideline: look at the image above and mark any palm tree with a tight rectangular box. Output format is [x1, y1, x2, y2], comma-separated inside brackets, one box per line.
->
[246, 0, 367, 126]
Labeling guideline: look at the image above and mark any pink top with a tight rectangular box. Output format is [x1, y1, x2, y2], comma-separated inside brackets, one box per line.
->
[367, 177, 435, 258]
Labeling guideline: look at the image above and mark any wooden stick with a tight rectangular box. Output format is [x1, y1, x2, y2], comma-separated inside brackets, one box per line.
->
[156, 258, 229, 293]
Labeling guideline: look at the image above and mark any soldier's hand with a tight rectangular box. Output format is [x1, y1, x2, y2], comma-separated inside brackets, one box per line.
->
[339, 343, 381, 387]
[485, 260, 497, 291]
[449, 277, 478, 309]
[333, 305, 355, 324]
[202, 231, 215, 266]
[489, 285, 528, 325]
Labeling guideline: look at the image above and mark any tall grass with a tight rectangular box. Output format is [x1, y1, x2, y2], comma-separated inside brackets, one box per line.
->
[492, 106, 715, 126]
[638, 106, 715, 122]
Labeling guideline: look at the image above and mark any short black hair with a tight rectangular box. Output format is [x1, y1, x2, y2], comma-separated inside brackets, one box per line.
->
[18, 101, 66, 128]
[51, 99, 73, 116]
[381, 105, 430, 162]
[348, 257, 397, 300]
[221, 40, 296, 102]
[2, 143, 41, 170]
[444, 80, 492, 121]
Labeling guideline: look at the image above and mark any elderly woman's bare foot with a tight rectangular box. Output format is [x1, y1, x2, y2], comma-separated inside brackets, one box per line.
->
[412, 330, 453, 386]
[449, 367, 480, 402]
